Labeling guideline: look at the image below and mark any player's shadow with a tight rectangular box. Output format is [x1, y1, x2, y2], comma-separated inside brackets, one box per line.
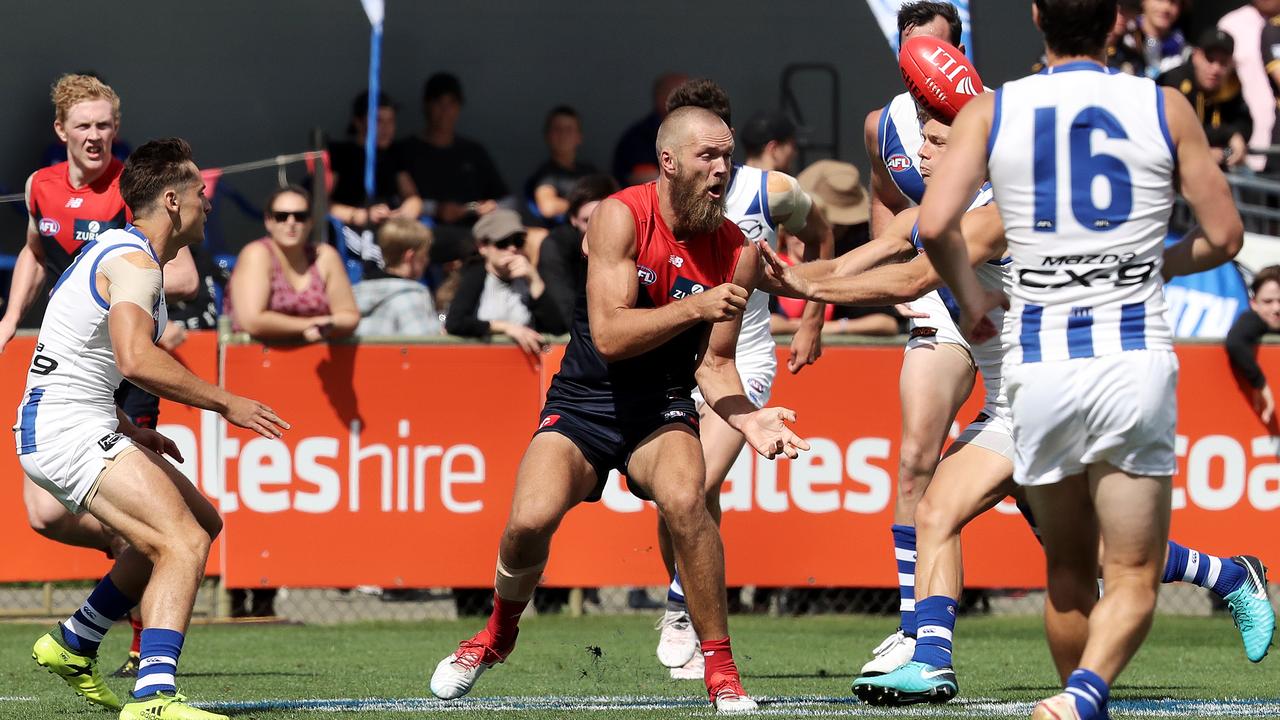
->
[180, 666, 320, 671]
[316, 342, 363, 428]
[751, 671, 844, 679]
[1000, 684, 1201, 693]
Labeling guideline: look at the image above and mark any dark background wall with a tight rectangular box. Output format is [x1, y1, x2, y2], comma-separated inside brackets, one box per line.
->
[0, 0, 1243, 252]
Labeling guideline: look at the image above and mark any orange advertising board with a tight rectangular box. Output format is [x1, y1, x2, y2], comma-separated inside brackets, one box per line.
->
[0, 332, 221, 582]
[2, 336, 1277, 590]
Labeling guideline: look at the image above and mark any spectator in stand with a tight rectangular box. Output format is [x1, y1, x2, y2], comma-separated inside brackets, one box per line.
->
[739, 111, 799, 174]
[538, 174, 619, 331]
[227, 185, 360, 342]
[1159, 29, 1252, 169]
[444, 208, 566, 354]
[398, 72, 510, 227]
[328, 91, 422, 230]
[525, 106, 598, 227]
[1119, 0, 1189, 80]
[1256, 13, 1280, 174]
[354, 218, 440, 337]
[1220, 0, 1280, 172]
[1226, 266, 1280, 424]
[795, 159, 900, 336]
[612, 71, 688, 185]
[1032, 0, 1143, 75]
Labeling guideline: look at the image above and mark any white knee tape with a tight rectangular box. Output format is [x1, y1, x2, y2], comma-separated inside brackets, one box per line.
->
[494, 558, 547, 602]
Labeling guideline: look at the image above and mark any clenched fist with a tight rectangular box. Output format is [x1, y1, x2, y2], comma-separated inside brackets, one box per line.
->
[688, 283, 749, 322]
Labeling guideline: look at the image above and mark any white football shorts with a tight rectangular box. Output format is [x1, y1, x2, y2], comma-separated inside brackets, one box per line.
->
[1005, 349, 1178, 486]
[20, 421, 136, 513]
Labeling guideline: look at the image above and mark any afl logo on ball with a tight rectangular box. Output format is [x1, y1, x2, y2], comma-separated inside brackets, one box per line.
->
[637, 265, 657, 286]
[38, 218, 60, 237]
[886, 154, 913, 172]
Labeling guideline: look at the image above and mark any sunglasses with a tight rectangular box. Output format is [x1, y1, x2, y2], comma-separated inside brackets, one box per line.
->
[489, 234, 526, 250]
[269, 210, 310, 223]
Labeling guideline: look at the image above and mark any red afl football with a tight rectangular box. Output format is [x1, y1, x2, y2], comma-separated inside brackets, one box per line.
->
[898, 35, 985, 123]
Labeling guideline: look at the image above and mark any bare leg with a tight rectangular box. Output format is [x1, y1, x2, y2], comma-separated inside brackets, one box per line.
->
[895, 344, 975, 525]
[498, 433, 598, 572]
[24, 476, 116, 551]
[629, 425, 727, 642]
[85, 446, 221, 634]
[913, 443, 1015, 602]
[656, 401, 745, 577]
[1025, 474, 1099, 683]
[1078, 463, 1171, 682]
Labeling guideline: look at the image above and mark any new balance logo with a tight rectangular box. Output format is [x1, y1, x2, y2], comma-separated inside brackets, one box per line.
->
[65, 198, 83, 208]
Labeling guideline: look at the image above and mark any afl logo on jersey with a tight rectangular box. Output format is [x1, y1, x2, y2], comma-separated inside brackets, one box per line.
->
[637, 265, 657, 286]
[886, 154, 913, 172]
[38, 218, 60, 237]
[736, 218, 764, 240]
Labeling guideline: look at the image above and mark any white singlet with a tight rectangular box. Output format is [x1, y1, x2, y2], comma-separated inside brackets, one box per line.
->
[14, 226, 168, 511]
[987, 62, 1178, 485]
[692, 163, 778, 408]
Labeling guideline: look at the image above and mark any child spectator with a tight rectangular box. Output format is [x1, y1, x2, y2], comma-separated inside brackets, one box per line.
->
[354, 218, 440, 337]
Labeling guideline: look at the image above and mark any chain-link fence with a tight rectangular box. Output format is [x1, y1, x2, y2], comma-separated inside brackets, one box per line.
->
[1, 580, 1271, 624]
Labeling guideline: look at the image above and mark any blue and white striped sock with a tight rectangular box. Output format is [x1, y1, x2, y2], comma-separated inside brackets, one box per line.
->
[59, 574, 134, 656]
[1162, 540, 1244, 598]
[132, 628, 184, 698]
[667, 572, 686, 610]
[1065, 668, 1109, 720]
[891, 524, 918, 635]
[912, 596, 957, 668]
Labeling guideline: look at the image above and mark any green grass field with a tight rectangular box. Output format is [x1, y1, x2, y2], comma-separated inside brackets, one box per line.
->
[1, 614, 1277, 719]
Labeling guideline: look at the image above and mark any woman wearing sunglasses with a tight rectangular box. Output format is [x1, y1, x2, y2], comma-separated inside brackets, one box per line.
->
[444, 208, 567, 355]
[227, 185, 359, 343]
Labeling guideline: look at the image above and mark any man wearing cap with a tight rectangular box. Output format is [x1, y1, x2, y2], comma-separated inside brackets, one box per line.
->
[1160, 28, 1253, 168]
[442, 208, 565, 355]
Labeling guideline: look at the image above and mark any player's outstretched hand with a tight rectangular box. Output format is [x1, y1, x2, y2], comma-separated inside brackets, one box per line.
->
[690, 283, 749, 322]
[0, 320, 17, 354]
[742, 406, 810, 460]
[756, 241, 811, 300]
[129, 427, 184, 463]
[960, 288, 1009, 344]
[224, 396, 290, 439]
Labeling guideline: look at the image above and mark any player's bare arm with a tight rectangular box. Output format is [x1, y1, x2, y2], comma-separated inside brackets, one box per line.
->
[1159, 88, 1244, 277]
[104, 251, 288, 439]
[586, 198, 746, 361]
[694, 241, 808, 460]
[760, 209, 918, 300]
[768, 171, 832, 372]
[917, 93, 1006, 340]
[0, 174, 50, 351]
[774, 204, 1006, 306]
[866, 109, 911, 239]
[162, 246, 199, 301]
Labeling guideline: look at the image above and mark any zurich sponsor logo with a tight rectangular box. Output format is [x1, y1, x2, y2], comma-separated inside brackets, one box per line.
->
[637, 265, 657, 286]
[886, 154, 912, 172]
[88, 220, 101, 233]
[38, 218, 60, 236]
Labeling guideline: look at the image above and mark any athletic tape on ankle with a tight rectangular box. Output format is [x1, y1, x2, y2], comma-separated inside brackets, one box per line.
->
[494, 558, 546, 602]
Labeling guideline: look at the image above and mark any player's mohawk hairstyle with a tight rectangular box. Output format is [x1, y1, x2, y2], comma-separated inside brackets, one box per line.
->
[666, 78, 732, 128]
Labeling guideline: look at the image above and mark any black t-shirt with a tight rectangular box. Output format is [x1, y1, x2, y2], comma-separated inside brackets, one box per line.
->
[396, 135, 508, 215]
[328, 140, 411, 208]
[524, 159, 598, 202]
